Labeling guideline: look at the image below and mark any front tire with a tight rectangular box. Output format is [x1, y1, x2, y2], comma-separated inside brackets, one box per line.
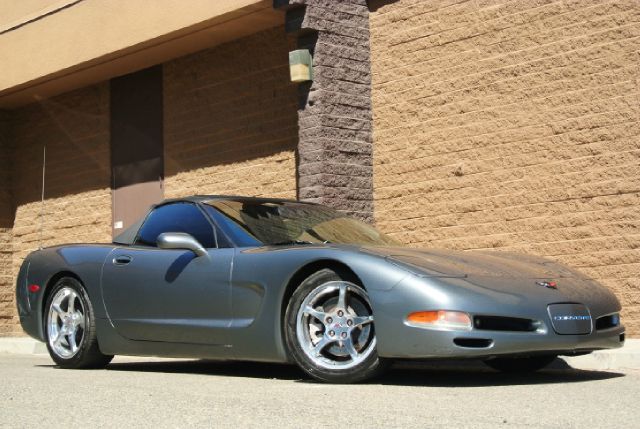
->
[484, 355, 557, 373]
[284, 268, 388, 383]
[44, 277, 113, 369]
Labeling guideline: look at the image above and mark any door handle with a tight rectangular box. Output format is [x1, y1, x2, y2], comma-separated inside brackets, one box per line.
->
[113, 255, 132, 266]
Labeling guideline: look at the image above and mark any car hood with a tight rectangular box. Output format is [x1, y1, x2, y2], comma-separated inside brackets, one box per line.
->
[361, 246, 581, 279]
[360, 246, 622, 308]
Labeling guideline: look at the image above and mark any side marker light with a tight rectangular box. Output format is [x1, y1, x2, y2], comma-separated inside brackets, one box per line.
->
[406, 310, 472, 330]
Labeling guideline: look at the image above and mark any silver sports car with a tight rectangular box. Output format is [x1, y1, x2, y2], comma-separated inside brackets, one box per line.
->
[16, 196, 625, 383]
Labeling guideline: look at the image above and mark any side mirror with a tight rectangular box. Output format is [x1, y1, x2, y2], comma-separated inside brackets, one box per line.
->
[157, 232, 208, 257]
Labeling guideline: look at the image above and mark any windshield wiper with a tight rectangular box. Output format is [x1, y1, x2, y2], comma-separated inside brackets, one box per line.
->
[271, 240, 318, 246]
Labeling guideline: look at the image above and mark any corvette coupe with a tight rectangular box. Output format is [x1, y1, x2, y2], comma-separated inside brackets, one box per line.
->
[16, 196, 625, 383]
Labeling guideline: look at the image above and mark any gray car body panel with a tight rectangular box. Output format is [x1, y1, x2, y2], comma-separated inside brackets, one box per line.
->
[16, 196, 625, 362]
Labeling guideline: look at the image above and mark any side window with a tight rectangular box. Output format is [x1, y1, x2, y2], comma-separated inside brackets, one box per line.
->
[135, 203, 216, 248]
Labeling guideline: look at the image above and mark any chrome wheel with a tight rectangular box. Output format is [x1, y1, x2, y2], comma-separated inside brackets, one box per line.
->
[296, 281, 376, 370]
[47, 287, 85, 359]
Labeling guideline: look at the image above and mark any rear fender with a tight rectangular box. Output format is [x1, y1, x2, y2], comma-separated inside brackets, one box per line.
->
[16, 245, 117, 341]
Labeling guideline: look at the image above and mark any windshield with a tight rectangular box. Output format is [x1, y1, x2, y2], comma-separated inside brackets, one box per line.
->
[204, 200, 400, 247]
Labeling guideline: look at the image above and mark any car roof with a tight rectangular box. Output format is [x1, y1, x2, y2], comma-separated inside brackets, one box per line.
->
[157, 195, 314, 206]
[112, 195, 317, 246]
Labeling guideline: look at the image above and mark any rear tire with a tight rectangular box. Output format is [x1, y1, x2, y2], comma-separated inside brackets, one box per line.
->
[484, 355, 557, 373]
[284, 268, 389, 383]
[44, 277, 113, 369]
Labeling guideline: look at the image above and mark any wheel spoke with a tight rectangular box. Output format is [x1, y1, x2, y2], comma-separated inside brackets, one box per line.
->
[343, 337, 359, 360]
[303, 305, 327, 323]
[53, 331, 64, 348]
[74, 312, 85, 328]
[352, 315, 373, 327]
[67, 291, 77, 313]
[337, 284, 348, 310]
[312, 337, 335, 357]
[52, 303, 64, 315]
[67, 331, 78, 353]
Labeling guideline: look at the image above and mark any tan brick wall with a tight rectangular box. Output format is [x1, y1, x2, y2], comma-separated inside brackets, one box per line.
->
[370, 0, 640, 335]
[2, 27, 298, 335]
[0, 226, 12, 335]
[0, 110, 16, 335]
[8, 84, 111, 334]
[164, 26, 298, 200]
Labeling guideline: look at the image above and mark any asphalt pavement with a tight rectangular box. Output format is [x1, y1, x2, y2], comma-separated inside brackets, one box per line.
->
[0, 353, 638, 428]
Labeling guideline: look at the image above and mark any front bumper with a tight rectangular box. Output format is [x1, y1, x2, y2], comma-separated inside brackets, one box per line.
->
[370, 275, 625, 359]
[376, 323, 625, 359]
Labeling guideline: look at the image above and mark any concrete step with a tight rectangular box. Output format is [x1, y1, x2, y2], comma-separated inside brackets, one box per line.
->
[563, 339, 640, 371]
[0, 337, 47, 355]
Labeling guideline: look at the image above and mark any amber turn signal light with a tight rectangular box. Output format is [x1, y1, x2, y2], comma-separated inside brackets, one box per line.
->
[406, 310, 472, 330]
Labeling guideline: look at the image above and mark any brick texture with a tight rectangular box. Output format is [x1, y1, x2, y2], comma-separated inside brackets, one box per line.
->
[0, 110, 15, 336]
[280, 0, 374, 220]
[8, 84, 111, 335]
[163, 27, 298, 200]
[370, 0, 640, 335]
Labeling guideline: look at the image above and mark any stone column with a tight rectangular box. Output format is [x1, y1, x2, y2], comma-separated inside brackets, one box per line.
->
[275, 0, 373, 221]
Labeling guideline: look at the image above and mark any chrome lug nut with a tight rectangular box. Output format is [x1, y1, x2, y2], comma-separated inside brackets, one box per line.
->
[326, 317, 333, 324]
[337, 310, 344, 317]
[347, 319, 353, 326]
[329, 330, 335, 336]
[341, 332, 347, 339]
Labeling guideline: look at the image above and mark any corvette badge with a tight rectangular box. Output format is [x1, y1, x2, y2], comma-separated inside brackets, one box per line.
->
[536, 280, 558, 289]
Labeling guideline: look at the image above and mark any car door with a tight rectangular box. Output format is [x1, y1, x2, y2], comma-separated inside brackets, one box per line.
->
[101, 202, 232, 346]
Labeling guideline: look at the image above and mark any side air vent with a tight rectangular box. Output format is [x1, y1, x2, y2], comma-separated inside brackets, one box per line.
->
[596, 313, 620, 331]
[473, 315, 540, 332]
[453, 338, 493, 348]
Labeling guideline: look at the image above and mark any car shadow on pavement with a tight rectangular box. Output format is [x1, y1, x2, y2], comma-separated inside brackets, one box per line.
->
[374, 359, 625, 387]
[104, 359, 306, 381]
[95, 357, 624, 387]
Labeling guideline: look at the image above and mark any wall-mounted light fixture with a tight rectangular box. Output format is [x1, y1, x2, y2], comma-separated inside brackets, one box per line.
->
[289, 49, 313, 82]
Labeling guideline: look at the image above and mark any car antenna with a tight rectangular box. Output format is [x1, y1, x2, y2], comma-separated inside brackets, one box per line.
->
[38, 144, 46, 250]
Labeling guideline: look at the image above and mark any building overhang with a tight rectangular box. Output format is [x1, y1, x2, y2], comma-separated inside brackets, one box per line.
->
[0, 0, 283, 108]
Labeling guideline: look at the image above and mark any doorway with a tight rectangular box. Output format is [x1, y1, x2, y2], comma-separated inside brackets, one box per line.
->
[110, 65, 164, 237]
